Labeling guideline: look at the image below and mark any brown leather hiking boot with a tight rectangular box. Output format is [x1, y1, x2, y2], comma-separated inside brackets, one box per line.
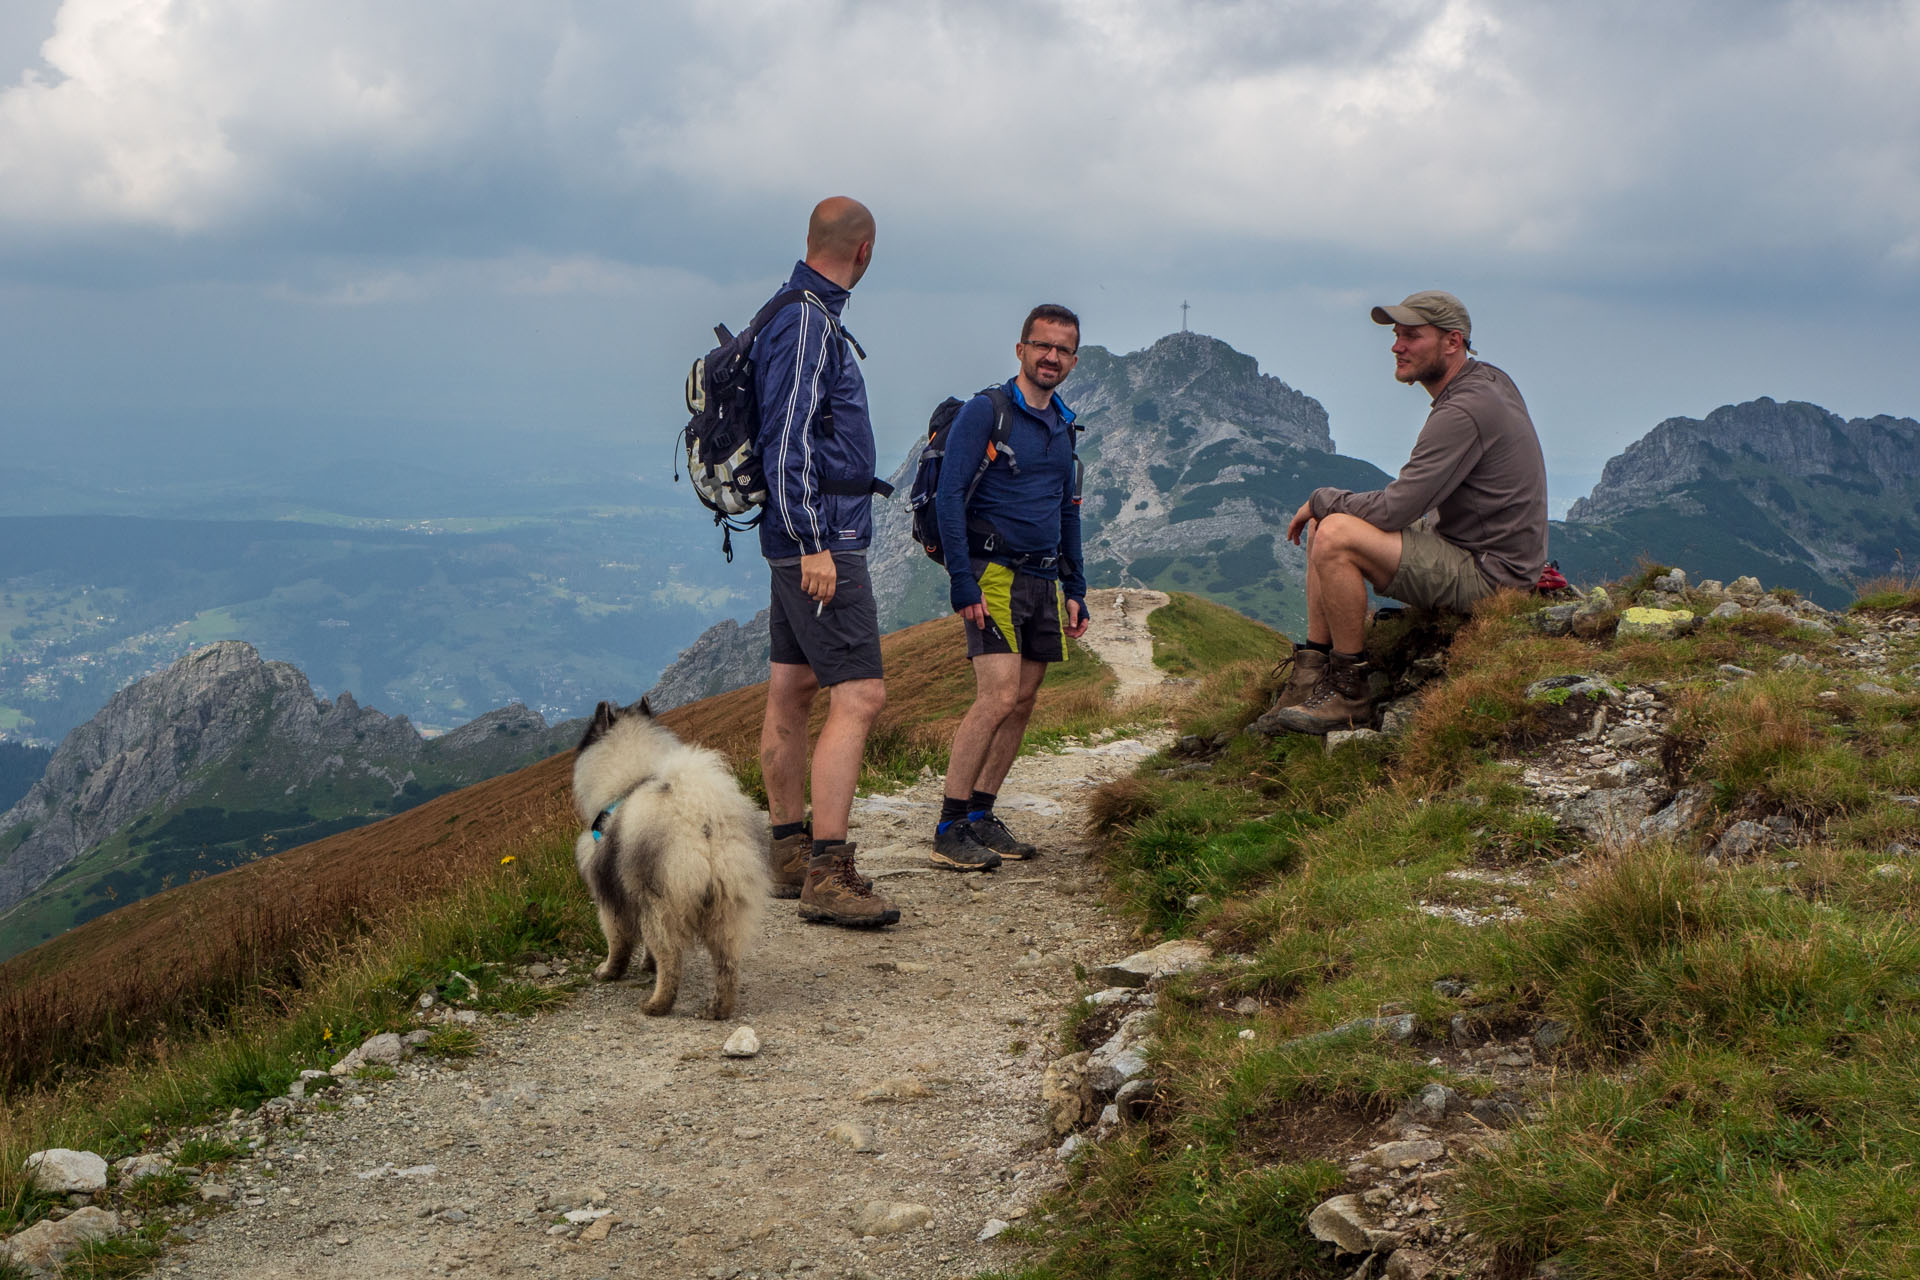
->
[1248, 645, 1328, 736]
[1273, 652, 1375, 735]
[768, 829, 811, 899]
[798, 844, 901, 928]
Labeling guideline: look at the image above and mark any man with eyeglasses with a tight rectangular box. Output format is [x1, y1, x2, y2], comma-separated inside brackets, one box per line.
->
[928, 304, 1091, 871]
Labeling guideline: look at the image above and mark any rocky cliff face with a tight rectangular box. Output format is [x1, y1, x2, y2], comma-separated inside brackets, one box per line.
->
[0, 642, 577, 918]
[644, 609, 771, 713]
[1560, 398, 1920, 589]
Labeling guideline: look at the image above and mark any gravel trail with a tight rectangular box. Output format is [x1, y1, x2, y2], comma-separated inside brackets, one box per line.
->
[163, 590, 1167, 1280]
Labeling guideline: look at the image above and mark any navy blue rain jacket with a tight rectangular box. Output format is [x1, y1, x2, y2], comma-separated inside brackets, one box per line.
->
[750, 261, 877, 560]
[936, 379, 1087, 610]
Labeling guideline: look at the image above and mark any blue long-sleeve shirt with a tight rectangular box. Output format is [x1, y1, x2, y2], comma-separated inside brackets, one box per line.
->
[750, 261, 876, 560]
[936, 379, 1086, 610]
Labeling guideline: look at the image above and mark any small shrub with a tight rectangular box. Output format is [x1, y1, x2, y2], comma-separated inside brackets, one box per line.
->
[424, 1026, 481, 1058]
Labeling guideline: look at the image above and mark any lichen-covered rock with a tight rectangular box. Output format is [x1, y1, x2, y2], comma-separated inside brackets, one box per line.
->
[1041, 1053, 1095, 1137]
[1617, 607, 1696, 639]
[1308, 1193, 1403, 1254]
[853, 1200, 932, 1236]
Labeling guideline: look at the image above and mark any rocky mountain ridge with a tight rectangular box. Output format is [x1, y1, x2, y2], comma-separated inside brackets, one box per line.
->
[0, 641, 581, 954]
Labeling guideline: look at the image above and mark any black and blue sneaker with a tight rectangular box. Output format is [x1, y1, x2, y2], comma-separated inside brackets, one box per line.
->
[930, 820, 1002, 872]
[967, 812, 1038, 861]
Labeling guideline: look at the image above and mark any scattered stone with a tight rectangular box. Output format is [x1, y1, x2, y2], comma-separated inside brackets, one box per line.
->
[1524, 674, 1618, 706]
[853, 1201, 932, 1236]
[1532, 1021, 1571, 1052]
[1326, 728, 1386, 753]
[1282, 1013, 1417, 1052]
[1717, 662, 1755, 678]
[1554, 787, 1658, 841]
[1308, 1194, 1403, 1255]
[1873, 864, 1905, 880]
[1713, 820, 1773, 859]
[1056, 1133, 1088, 1161]
[359, 1032, 406, 1066]
[1041, 1053, 1095, 1137]
[1087, 1011, 1156, 1093]
[1709, 602, 1745, 621]
[579, 1214, 618, 1242]
[1, 1206, 121, 1273]
[1401, 1083, 1459, 1125]
[24, 1150, 108, 1194]
[1638, 785, 1713, 843]
[1729, 575, 1764, 597]
[721, 1026, 761, 1058]
[1091, 939, 1213, 988]
[1794, 618, 1834, 635]
[564, 1207, 612, 1224]
[1083, 987, 1149, 1008]
[403, 1029, 433, 1048]
[112, 1154, 173, 1181]
[1378, 698, 1419, 736]
[1616, 607, 1696, 639]
[1362, 1139, 1446, 1169]
[1431, 978, 1473, 999]
[1776, 653, 1820, 672]
[825, 1122, 879, 1154]
[1385, 1247, 1438, 1279]
[435, 1208, 471, 1224]
[1652, 569, 1687, 593]
[199, 1183, 234, 1204]
[859, 1077, 931, 1102]
[1857, 681, 1899, 697]
[1697, 579, 1726, 595]
[1530, 604, 1577, 636]
[1113, 1077, 1157, 1119]
[732, 1126, 767, 1140]
[1604, 723, 1656, 750]
[978, 1218, 1011, 1242]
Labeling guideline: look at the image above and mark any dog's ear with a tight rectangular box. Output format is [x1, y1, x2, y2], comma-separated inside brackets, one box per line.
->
[576, 700, 619, 752]
[636, 695, 656, 719]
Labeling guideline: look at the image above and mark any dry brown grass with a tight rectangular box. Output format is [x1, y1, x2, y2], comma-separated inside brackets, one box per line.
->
[0, 612, 1114, 1091]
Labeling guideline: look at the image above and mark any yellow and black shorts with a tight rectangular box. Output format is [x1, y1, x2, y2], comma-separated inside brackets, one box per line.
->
[964, 558, 1067, 663]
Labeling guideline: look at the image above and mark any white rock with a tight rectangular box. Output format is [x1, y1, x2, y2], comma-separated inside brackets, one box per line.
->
[853, 1200, 932, 1236]
[110, 1154, 171, 1181]
[23, 1149, 108, 1194]
[978, 1218, 1011, 1242]
[1056, 1133, 1088, 1161]
[564, 1207, 613, 1224]
[722, 1026, 761, 1058]
[1308, 1193, 1403, 1255]
[359, 1032, 405, 1065]
[1325, 728, 1385, 753]
[1091, 939, 1213, 989]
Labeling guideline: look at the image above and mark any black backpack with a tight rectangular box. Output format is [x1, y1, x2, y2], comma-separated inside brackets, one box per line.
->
[908, 387, 1086, 566]
[678, 289, 866, 561]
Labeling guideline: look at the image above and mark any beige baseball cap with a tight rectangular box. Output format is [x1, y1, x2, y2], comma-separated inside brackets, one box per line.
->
[1371, 291, 1474, 351]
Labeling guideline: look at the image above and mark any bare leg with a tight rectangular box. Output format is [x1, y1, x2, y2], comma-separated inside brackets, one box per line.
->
[761, 662, 818, 827]
[971, 658, 1048, 796]
[592, 905, 635, 982]
[1306, 514, 1404, 653]
[943, 653, 1022, 803]
[810, 677, 885, 842]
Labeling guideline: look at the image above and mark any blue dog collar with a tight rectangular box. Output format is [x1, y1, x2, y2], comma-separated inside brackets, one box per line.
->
[589, 800, 620, 842]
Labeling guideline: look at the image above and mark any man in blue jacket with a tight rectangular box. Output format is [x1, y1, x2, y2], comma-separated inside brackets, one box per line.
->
[753, 197, 898, 928]
[931, 304, 1091, 870]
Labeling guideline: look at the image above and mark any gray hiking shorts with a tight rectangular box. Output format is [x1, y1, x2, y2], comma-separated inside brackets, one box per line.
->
[767, 552, 883, 687]
[1385, 528, 1496, 614]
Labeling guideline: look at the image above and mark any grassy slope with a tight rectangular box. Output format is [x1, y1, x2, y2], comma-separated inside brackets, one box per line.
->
[995, 588, 1920, 1280]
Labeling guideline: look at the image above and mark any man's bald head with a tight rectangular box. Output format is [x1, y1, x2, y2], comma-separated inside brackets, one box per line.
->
[805, 197, 876, 289]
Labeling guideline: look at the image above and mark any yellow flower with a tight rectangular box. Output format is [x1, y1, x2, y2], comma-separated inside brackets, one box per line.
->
[322, 1026, 333, 1042]
[500, 855, 516, 865]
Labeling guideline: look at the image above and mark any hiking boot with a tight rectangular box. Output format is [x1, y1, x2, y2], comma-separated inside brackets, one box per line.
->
[929, 821, 1003, 872]
[1272, 652, 1375, 736]
[768, 829, 811, 899]
[968, 813, 1038, 861]
[1248, 645, 1328, 736]
[798, 844, 900, 928]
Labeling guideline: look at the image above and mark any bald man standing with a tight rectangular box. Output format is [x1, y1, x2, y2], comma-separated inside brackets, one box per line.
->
[753, 198, 900, 929]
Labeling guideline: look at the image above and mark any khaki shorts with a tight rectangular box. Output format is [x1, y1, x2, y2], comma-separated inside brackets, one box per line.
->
[1384, 528, 1495, 614]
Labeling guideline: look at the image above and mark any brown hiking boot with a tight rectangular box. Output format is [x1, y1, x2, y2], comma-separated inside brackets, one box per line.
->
[768, 829, 811, 899]
[1273, 652, 1375, 735]
[798, 844, 901, 929]
[1248, 645, 1328, 736]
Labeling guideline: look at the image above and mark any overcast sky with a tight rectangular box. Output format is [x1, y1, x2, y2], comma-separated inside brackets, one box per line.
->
[3, 0, 1917, 517]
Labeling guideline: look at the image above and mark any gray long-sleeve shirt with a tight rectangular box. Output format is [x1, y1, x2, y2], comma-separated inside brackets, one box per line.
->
[1308, 360, 1548, 589]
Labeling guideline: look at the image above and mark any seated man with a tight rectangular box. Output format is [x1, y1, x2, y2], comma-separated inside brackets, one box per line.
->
[1258, 291, 1547, 735]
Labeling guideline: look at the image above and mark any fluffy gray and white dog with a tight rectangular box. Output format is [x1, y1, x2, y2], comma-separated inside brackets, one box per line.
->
[570, 698, 768, 1019]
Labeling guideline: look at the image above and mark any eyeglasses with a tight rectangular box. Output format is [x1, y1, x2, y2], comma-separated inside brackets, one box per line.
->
[1022, 340, 1078, 358]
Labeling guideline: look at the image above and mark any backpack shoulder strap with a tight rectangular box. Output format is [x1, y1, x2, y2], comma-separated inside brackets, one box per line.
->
[980, 385, 1015, 446]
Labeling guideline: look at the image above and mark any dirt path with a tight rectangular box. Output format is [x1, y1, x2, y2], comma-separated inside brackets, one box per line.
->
[161, 591, 1167, 1280]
